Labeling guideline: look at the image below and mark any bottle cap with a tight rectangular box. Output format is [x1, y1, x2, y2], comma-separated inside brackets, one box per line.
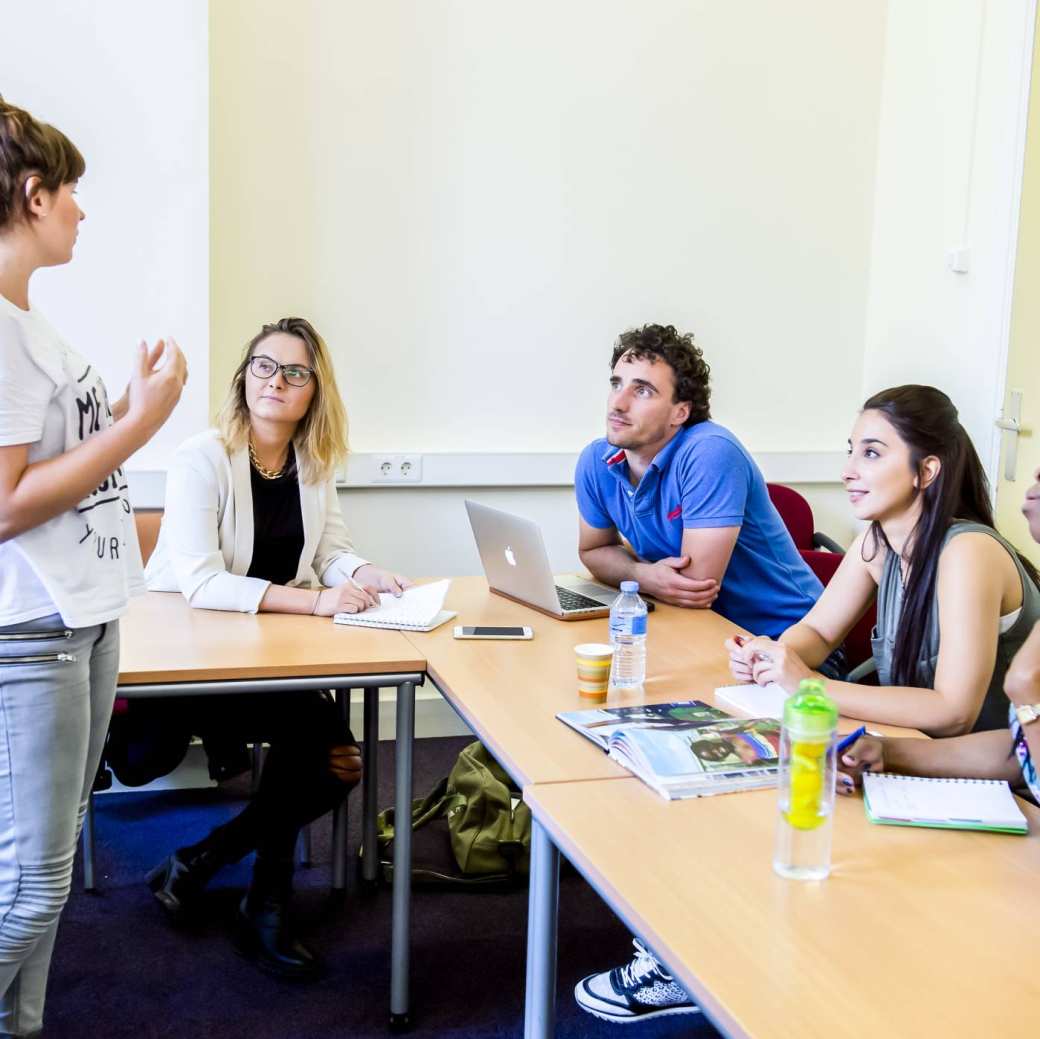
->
[620, 580, 639, 593]
[782, 678, 838, 740]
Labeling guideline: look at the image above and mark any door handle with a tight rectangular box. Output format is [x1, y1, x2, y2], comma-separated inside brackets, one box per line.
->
[996, 390, 1025, 481]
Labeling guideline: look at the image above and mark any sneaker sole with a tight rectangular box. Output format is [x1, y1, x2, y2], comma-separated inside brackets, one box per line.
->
[576, 1001, 702, 1024]
[574, 981, 701, 1024]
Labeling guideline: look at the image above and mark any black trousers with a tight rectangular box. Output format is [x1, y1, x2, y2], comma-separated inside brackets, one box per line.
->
[174, 690, 358, 866]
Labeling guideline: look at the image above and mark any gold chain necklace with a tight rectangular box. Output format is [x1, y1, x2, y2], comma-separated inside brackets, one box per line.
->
[248, 439, 286, 480]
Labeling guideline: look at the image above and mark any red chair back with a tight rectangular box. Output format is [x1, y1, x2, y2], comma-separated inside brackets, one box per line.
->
[135, 510, 162, 566]
[767, 483, 814, 551]
[114, 510, 164, 717]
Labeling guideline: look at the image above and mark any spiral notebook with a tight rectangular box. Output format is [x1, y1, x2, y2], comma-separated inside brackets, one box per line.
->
[862, 772, 1028, 834]
[332, 579, 456, 632]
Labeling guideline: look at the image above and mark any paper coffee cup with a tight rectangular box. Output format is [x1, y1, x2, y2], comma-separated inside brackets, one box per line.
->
[574, 643, 614, 699]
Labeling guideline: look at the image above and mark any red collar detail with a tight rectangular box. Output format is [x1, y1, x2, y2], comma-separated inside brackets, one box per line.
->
[605, 450, 626, 466]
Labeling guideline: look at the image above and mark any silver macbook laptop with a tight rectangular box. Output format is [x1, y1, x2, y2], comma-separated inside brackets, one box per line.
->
[464, 500, 623, 621]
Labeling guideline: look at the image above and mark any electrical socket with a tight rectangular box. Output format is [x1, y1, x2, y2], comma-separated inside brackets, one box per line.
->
[372, 454, 422, 483]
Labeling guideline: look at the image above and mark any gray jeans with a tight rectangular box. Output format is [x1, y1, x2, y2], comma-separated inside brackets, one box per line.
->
[0, 614, 119, 1037]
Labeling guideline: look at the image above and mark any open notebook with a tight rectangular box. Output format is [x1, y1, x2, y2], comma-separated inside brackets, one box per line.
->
[715, 683, 788, 719]
[862, 772, 1029, 834]
[333, 579, 456, 632]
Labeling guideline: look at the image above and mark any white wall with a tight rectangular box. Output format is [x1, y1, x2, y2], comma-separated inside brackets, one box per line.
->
[211, 0, 888, 459]
[862, 0, 1037, 475]
[3, 0, 209, 470]
[334, 481, 858, 581]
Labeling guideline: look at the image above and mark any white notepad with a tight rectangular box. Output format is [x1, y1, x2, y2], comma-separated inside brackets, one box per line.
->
[714, 683, 788, 719]
[862, 772, 1029, 834]
[333, 579, 456, 632]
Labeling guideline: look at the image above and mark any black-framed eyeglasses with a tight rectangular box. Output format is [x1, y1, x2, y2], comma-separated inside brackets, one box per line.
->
[248, 354, 315, 387]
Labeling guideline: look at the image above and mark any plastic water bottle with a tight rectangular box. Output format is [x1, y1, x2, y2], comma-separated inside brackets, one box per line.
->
[609, 580, 647, 689]
[773, 678, 838, 880]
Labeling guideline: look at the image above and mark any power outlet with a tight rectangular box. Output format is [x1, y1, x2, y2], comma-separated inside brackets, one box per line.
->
[373, 454, 422, 483]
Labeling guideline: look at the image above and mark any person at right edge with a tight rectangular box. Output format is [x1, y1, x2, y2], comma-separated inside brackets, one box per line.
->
[572, 322, 824, 1024]
[0, 97, 186, 1037]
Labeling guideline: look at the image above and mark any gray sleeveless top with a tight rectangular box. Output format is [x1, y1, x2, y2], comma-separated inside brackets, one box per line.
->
[871, 521, 1040, 732]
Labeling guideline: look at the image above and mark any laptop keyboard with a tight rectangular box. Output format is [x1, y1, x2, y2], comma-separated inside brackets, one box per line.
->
[556, 587, 606, 612]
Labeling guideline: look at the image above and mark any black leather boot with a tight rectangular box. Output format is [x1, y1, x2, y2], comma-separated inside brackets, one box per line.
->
[233, 857, 321, 982]
[145, 847, 224, 925]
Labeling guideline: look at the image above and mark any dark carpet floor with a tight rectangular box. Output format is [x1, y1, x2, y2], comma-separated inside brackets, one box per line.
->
[47, 737, 721, 1038]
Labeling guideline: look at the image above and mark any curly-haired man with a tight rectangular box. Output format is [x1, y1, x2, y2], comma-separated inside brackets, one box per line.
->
[573, 325, 825, 1021]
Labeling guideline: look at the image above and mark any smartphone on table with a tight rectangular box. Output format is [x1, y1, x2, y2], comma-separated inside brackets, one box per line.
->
[452, 625, 533, 640]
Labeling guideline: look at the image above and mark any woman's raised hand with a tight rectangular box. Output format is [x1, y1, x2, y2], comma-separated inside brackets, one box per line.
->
[126, 337, 188, 437]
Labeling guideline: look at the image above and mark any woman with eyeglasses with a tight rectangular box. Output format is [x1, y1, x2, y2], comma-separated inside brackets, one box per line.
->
[143, 316, 410, 981]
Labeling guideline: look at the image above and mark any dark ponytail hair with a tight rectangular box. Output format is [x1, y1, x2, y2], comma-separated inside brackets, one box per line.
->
[861, 385, 1040, 686]
[0, 96, 85, 232]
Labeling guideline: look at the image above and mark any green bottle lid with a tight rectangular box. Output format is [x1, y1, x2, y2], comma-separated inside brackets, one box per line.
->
[782, 678, 838, 740]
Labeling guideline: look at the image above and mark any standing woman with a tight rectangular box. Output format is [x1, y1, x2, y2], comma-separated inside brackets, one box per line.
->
[144, 316, 409, 980]
[0, 98, 186, 1036]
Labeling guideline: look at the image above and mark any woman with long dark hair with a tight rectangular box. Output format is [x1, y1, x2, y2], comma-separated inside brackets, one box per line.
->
[727, 385, 1040, 737]
[838, 464, 1040, 798]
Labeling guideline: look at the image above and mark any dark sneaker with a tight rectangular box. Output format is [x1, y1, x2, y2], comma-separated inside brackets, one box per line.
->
[574, 940, 701, 1023]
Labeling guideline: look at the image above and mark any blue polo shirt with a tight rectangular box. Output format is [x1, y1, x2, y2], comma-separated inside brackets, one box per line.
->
[575, 421, 822, 638]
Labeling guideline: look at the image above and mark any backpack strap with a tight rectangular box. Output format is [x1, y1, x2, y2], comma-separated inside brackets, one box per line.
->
[375, 776, 465, 845]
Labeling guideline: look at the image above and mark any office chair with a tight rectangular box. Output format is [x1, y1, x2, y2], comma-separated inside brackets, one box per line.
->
[766, 482, 844, 554]
[767, 484, 876, 682]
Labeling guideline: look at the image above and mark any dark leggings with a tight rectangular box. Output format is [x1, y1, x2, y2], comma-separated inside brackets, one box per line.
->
[179, 691, 360, 866]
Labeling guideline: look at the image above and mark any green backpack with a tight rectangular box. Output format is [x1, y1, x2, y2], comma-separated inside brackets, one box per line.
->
[374, 741, 531, 887]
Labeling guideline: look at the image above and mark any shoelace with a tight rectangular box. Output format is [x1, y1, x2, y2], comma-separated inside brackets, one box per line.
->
[618, 940, 670, 988]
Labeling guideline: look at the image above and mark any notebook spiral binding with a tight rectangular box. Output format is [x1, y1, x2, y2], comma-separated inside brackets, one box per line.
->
[875, 772, 1000, 785]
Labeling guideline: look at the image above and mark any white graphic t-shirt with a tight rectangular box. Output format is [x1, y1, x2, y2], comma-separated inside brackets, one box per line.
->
[0, 295, 144, 628]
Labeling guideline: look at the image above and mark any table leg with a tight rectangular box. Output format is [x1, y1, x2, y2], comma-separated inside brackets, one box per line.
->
[523, 819, 560, 1039]
[362, 687, 379, 884]
[331, 688, 351, 892]
[390, 680, 415, 1030]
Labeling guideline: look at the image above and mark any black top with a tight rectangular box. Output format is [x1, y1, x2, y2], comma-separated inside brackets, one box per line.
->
[246, 447, 305, 586]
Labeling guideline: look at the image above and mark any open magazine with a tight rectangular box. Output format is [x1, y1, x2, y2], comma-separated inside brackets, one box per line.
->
[556, 700, 781, 800]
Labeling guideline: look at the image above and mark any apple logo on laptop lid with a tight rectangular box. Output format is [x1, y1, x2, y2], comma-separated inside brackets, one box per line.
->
[504, 546, 517, 567]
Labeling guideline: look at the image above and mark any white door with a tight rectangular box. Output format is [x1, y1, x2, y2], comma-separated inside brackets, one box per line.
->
[997, 6, 1040, 568]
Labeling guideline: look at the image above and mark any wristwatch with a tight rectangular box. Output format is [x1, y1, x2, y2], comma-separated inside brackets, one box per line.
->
[1014, 703, 1040, 726]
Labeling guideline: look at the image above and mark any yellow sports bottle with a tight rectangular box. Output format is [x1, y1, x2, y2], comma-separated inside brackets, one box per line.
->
[773, 678, 838, 880]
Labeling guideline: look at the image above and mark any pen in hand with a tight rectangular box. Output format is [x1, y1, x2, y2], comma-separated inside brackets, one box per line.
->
[835, 725, 867, 757]
[348, 576, 381, 609]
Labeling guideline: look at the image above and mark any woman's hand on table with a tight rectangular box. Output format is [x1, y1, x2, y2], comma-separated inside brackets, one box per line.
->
[352, 564, 413, 598]
[724, 635, 755, 683]
[314, 581, 380, 616]
[743, 637, 811, 693]
[836, 734, 885, 795]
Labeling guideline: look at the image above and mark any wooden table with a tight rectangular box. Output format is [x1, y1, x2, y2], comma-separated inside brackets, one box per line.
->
[525, 778, 1040, 1039]
[112, 592, 426, 1028]
[404, 577, 930, 1037]
[404, 575, 743, 785]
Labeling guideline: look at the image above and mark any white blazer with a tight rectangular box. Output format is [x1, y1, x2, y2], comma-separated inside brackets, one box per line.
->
[145, 429, 368, 613]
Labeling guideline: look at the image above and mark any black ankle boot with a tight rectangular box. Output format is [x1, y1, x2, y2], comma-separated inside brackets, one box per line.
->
[145, 847, 223, 925]
[233, 858, 321, 982]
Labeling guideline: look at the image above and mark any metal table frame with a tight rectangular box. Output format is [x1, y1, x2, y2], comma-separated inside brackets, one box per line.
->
[86, 670, 422, 1028]
[522, 812, 733, 1039]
